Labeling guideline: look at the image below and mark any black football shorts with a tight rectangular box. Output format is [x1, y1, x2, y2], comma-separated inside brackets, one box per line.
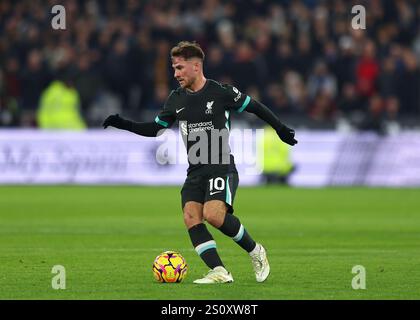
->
[181, 171, 239, 213]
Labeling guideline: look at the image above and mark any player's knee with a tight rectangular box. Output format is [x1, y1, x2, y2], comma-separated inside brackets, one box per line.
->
[203, 202, 226, 228]
[183, 201, 203, 229]
[183, 207, 203, 228]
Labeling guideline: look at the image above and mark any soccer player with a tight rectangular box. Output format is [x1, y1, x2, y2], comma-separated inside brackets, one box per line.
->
[103, 41, 297, 284]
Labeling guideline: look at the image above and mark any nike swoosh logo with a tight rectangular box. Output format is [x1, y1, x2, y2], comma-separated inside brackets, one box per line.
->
[209, 191, 222, 195]
[176, 107, 185, 114]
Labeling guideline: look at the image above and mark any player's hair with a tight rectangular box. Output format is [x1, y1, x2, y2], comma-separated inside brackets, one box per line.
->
[170, 41, 205, 61]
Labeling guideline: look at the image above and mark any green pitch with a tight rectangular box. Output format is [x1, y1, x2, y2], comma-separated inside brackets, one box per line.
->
[0, 186, 419, 300]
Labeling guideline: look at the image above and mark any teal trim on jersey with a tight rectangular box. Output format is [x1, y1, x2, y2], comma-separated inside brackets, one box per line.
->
[225, 110, 230, 130]
[237, 95, 251, 113]
[226, 176, 232, 205]
[154, 116, 169, 128]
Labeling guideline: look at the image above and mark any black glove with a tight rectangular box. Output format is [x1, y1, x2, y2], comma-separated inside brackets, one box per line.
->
[276, 124, 298, 146]
[102, 114, 129, 130]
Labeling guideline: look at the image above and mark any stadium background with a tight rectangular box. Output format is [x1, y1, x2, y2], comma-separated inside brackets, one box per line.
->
[1, 0, 420, 300]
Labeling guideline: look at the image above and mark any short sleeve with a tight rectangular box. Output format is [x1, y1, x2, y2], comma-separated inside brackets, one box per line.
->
[154, 91, 176, 128]
[221, 84, 251, 113]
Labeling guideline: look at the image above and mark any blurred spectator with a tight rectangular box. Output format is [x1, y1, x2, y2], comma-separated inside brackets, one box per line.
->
[154, 39, 171, 88]
[87, 90, 122, 127]
[20, 49, 50, 111]
[294, 35, 315, 78]
[334, 36, 357, 91]
[206, 44, 228, 82]
[270, 41, 295, 81]
[260, 125, 296, 185]
[147, 83, 170, 111]
[308, 91, 336, 121]
[358, 95, 385, 133]
[74, 51, 103, 112]
[263, 83, 295, 116]
[3, 57, 21, 102]
[307, 60, 337, 99]
[337, 83, 361, 116]
[104, 37, 131, 108]
[385, 96, 400, 121]
[131, 29, 156, 109]
[397, 49, 420, 115]
[37, 71, 86, 130]
[231, 40, 258, 90]
[355, 40, 380, 99]
[283, 71, 307, 112]
[378, 57, 398, 98]
[0, 65, 19, 127]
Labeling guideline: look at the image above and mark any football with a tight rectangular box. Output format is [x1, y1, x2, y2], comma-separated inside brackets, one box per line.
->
[152, 251, 188, 283]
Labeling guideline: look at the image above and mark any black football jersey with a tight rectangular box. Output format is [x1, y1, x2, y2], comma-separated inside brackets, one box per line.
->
[154, 79, 251, 175]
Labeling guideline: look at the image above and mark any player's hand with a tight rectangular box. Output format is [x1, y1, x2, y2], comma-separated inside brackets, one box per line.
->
[276, 125, 298, 146]
[103, 114, 125, 129]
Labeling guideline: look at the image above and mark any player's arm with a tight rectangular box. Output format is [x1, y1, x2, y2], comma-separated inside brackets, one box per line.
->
[102, 92, 176, 137]
[245, 99, 297, 146]
[223, 84, 297, 146]
[102, 114, 163, 137]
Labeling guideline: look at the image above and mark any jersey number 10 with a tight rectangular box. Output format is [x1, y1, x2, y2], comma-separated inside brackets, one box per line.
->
[209, 177, 225, 191]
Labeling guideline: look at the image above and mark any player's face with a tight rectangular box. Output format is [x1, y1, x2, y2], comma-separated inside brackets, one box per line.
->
[172, 56, 199, 89]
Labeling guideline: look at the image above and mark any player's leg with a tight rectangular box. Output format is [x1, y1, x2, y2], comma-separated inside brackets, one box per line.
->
[183, 201, 224, 270]
[203, 200, 257, 254]
[181, 175, 232, 284]
[183, 201, 233, 284]
[204, 173, 270, 282]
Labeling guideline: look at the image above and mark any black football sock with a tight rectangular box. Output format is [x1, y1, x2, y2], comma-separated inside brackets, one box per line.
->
[188, 223, 224, 269]
[218, 214, 257, 253]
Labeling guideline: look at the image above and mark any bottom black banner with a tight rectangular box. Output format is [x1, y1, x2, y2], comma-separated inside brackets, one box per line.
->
[0, 300, 415, 318]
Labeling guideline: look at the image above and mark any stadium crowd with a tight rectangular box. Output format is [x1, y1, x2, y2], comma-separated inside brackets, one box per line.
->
[0, 0, 419, 131]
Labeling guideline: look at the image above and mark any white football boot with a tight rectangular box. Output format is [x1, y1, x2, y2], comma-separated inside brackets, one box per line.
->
[193, 266, 234, 284]
[249, 243, 270, 282]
